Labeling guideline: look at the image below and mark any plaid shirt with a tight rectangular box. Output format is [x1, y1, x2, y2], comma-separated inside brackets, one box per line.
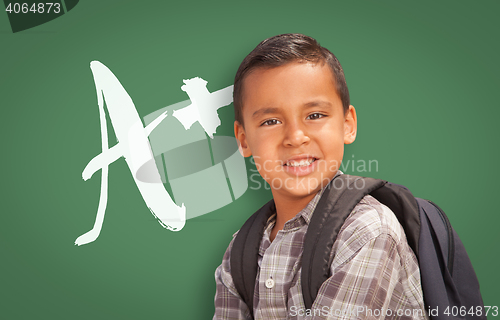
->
[214, 181, 428, 319]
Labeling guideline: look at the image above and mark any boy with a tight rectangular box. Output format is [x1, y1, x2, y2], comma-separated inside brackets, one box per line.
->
[213, 34, 427, 319]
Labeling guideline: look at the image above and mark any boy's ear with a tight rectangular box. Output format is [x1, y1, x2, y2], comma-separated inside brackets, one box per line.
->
[344, 105, 357, 144]
[234, 121, 252, 157]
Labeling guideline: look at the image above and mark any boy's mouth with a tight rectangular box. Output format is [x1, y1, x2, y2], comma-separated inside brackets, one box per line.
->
[284, 158, 316, 167]
[283, 156, 318, 176]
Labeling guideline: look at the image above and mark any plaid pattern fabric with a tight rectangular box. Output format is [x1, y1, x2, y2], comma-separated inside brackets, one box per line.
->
[214, 179, 428, 319]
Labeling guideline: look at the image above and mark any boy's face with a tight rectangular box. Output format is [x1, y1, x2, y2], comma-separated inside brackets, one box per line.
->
[235, 62, 357, 200]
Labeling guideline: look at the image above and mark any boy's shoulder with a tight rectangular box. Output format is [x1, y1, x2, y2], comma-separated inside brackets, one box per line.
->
[342, 194, 405, 241]
[330, 193, 410, 268]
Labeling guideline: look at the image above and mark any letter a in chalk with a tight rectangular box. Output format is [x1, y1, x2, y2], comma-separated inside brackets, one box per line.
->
[75, 61, 186, 246]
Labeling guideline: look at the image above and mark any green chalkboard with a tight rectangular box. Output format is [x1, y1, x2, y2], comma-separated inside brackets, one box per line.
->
[1, 1, 498, 319]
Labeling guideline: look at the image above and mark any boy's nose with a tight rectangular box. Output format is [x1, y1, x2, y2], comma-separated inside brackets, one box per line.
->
[283, 122, 310, 147]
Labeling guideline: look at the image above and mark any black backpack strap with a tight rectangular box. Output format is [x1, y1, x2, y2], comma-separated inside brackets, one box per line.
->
[370, 182, 421, 257]
[230, 199, 275, 318]
[301, 174, 386, 310]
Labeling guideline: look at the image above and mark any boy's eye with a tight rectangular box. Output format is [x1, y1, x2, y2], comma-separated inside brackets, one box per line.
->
[307, 113, 325, 120]
[261, 119, 281, 126]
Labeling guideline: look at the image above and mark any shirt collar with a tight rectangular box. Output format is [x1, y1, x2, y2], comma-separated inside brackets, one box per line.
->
[260, 171, 344, 253]
[282, 170, 344, 226]
[299, 170, 342, 224]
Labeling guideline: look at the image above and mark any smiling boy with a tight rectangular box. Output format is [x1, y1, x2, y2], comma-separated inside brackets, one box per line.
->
[214, 34, 427, 319]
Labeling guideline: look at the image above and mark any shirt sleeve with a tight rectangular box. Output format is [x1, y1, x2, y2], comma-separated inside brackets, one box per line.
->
[306, 202, 427, 320]
[213, 237, 252, 320]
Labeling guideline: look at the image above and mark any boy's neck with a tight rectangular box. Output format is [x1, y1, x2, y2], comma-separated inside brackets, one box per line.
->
[270, 191, 318, 241]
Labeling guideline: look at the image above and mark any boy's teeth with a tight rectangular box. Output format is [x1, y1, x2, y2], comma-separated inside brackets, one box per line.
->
[287, 159, 314, 167]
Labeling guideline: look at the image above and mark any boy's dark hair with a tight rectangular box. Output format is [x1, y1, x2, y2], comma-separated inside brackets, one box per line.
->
[233, 33, 350, 125]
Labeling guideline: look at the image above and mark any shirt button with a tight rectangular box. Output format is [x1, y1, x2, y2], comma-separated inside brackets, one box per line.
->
[265, 278, 275, 289]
